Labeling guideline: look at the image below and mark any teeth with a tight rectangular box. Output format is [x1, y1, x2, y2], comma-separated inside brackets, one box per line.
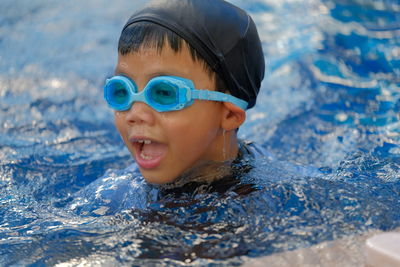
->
[140, 150, 152, 160]
[136, 139, 152, 144]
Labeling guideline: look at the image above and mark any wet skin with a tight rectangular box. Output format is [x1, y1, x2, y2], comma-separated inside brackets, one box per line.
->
[114, 43, 245, 184]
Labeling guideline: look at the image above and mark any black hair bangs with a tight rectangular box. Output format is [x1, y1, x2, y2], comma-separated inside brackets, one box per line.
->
[117, 22, 227, 92]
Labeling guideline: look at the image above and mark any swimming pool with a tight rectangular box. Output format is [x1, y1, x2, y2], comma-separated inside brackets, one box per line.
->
[1, 0, 399, 266]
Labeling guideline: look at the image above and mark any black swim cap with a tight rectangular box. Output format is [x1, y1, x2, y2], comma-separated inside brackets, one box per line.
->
[122, 0, 265, 109]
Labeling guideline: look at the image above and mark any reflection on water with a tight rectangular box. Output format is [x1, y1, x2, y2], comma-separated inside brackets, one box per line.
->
[0, 0, 399, 266]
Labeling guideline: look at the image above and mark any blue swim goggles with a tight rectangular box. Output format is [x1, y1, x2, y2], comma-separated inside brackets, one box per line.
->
[104, 75, 248, 112]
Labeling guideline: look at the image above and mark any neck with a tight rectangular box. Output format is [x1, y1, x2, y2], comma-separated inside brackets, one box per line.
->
[219, 129, 239, 162]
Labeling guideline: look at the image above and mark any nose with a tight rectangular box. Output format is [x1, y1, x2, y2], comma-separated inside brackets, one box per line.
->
[124, 101, 156, 126]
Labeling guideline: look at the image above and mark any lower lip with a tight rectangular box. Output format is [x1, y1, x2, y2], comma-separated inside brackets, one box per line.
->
[133, 144, 165, 170]
[135, 153, 164, 169]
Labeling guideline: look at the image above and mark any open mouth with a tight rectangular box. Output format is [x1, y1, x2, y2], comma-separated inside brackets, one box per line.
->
[131, 138, 167, 169]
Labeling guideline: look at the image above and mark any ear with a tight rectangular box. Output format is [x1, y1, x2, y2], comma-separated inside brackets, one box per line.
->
[221, 102, 246, 131]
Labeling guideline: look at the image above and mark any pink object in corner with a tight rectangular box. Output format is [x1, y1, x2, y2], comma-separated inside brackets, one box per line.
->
[365, 232, 400, 267]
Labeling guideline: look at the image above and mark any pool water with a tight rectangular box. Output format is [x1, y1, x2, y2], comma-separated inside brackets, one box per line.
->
[1, 0, 399, 266]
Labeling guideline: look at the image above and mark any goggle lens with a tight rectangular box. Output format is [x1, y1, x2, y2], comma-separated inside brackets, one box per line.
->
[111, 82, 129, 105]
[149, 82, 177, 106]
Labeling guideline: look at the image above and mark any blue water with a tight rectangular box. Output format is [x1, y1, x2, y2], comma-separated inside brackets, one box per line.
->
[1, 0, 399, 266]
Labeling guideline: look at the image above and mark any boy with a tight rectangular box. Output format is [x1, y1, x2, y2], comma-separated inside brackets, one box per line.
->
[104, 0, 265, 185]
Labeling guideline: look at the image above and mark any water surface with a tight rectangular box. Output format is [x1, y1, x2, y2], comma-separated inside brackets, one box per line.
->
[0, 0, 399, 266]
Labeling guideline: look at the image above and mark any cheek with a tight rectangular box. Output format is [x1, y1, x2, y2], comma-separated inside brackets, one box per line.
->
[162, 106, 221, 153]
[114, 113, 127, 139]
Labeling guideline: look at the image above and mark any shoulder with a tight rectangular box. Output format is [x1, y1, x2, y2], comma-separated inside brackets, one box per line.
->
[238, 139, 274, 160]
[238, 139, 322, 178]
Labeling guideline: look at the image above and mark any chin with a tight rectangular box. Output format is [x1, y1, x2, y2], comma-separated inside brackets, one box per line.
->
[141, 172, 177, 185]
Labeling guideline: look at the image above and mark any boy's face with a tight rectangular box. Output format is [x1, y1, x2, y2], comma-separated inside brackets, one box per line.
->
[114, 44, 227, 184]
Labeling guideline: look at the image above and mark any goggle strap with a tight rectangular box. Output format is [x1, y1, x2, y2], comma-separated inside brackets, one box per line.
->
[191, 89, 248, 110]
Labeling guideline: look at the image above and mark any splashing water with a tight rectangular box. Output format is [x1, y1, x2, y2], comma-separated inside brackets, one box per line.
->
[0, 0, 399, 266]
